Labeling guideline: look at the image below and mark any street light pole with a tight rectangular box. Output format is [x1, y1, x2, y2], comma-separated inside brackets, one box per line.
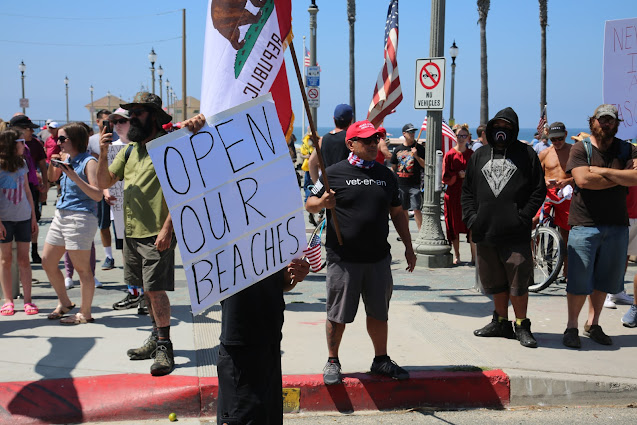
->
[148, 48, 157, 94]
[449, 40, 459, 127]
[64, 76, 70, 123]
[166, 79, 171, 115]
[90, 85, 95, 128]
[308, 0, 318, 126]
[19, 61, 26, 114]
[158, 65, 164, 104]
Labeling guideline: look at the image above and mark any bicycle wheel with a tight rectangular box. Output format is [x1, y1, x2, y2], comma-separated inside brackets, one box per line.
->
[529, 226, 565, 292]
[308, 217, 328, 272]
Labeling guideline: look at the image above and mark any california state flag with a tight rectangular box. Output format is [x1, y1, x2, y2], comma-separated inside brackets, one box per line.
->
[200, 0, 294, 140]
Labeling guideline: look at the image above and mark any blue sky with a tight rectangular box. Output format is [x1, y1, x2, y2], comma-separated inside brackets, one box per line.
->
[0, 1, 634, 130]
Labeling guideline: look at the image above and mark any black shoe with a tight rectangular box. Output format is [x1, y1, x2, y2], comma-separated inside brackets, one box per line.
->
[323, 360, 342, 385]
[31, 251, 42, 264]
[150, 341, 175, 376]
[127, 333, 158, 360]
[112, 293, 141, 310]
[514, 319, 538, 348]
[584, 324, 613, 345]
[370, 357, 409, 380]
[474, 311, 515, 339]
[562, 328, 581, 349]
[308, 213, 317, 227]
[137, 297, 149, 315]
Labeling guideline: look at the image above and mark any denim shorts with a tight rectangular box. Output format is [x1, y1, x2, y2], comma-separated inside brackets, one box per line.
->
[566, 225, 628, 295]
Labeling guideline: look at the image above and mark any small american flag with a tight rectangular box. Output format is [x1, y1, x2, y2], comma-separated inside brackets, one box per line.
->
[421, 117, 457, 155]
[367, 0, 402, 127]
[537, 105, 547, 137]
[303, 231, 323, 273]
[304, 46, 311, 67]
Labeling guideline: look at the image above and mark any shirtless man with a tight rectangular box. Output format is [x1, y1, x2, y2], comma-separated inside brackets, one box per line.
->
[533, 122, 573, 279]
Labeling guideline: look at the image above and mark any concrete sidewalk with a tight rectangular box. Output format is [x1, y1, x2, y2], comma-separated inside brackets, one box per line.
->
[1, 196, 637, 423]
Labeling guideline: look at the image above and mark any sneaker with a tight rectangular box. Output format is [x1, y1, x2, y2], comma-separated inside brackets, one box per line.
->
[473, 311, 515, 339]
[150, 341, 175, 376]
[64, 277, 74, 290]
[370, 357, 409, 380]
[102, 257, 115, 270]
[584, 324, 613, 345]
[94, 278, 103, 288]
[31, 251, 42, 264]
[308, 213, 317, 227]
[514, 319, 538, 348]
[112, 293, 141, 310]
[610, 291, 634, 305]
[323, 360, 342, 385]
[603, 294, 617, 309]
[622, 305, 637, 328]
[137, 297, 149, 315]
[563, 328, 581, 349]
[127, 333, 158, 360]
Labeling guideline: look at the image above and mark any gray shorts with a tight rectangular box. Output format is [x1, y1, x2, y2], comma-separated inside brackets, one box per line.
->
[398, 185, 422, 211]
[476, 242, 533, 296]
[46, 209, 98, 251]
[326, 254, 393, 323]
[124, 235, 177, 292]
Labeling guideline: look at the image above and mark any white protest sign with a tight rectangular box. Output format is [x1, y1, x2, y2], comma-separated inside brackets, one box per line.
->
[107, 143, 125, 238]
[147, 94, 305, 314]
[603, 18, 637, 141]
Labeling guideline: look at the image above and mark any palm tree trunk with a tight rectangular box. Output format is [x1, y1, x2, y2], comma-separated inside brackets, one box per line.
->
[539, 0, 547, 114]
[477, 0, 490, 124]
[348, 0, 356, 119]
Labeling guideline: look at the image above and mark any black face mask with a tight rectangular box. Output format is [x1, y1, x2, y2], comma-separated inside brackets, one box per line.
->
[491, 128, 514, 146]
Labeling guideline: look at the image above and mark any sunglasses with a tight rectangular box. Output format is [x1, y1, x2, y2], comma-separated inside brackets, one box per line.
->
[457, 134, 470, 139]
[550, 136, 565, 142]
[58, 135, 70, 143]
[128, 108, 147, 118]
[15, 138, 25, 144]
[352, 135, 380, 145]
[110, 118, 128, 125]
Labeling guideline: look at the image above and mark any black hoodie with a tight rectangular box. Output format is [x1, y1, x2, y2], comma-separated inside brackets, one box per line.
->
[461, 107, 546, 245]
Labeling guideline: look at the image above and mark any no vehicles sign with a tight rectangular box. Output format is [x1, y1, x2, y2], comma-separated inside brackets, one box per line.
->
[414, 58, 445, 110]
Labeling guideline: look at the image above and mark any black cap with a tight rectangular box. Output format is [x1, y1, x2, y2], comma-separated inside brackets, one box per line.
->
[402, 123, 417, 133]
[548, 122, 566, 138]
[9, 115, 39, 129]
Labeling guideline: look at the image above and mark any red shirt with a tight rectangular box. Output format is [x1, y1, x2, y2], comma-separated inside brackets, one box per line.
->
[45, 136, 61, 163]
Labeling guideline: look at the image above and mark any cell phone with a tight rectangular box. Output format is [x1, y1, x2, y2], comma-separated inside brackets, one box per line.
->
[103, 120, 112, 134]
[548, 179, 557, 184]
[51, 159, 69, 169]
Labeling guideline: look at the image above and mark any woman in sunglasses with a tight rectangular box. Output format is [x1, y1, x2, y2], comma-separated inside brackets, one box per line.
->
[442, 125, 476, 265]
[0, 129, 39, 316]
[43, 123, 102, 324]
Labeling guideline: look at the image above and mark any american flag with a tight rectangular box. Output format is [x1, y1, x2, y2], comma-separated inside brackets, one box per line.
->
[304, 46, 319, 68]
[303, 231, 323, 273]
[537, 105, 547, 137]
[421, 117, 457, 155]
[367, 0, 402, 127]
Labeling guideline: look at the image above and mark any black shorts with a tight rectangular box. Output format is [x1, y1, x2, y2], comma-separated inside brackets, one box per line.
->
[0, 219, 31, 243]
[476, 242, 533, 296]
[217, 342, 283, 425]
[97, 197, 111, 230]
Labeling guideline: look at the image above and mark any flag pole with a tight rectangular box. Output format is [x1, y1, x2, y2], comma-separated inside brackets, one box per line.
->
[289, 40, 344, 245]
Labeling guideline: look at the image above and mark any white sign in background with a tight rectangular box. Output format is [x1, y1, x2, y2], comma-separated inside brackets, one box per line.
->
[107, 143, 125, 238]
[603, 18, 637, 141]
[147, 94, 305, 314]
[414, 57, 445, 110]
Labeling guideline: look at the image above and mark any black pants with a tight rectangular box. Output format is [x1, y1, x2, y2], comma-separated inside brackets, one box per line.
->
[217, 342, 282, 425]
[29, 183, 41, 221]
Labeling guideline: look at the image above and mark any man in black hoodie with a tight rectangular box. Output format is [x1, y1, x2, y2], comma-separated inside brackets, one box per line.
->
[462, 107, 546, 348]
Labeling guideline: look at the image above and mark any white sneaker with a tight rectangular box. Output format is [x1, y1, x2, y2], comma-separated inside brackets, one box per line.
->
[610, 291, 634, 305]
[603, 294, 617, 309]
[94, 277, 103, 288]
[64, 277, 74, 290]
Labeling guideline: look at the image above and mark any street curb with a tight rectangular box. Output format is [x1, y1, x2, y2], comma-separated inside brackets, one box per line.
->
[0, 370, 509, 423]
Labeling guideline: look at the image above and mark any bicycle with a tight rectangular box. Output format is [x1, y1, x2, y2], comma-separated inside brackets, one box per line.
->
[308, 213, 328, 272]
[529, 196, 568, 292]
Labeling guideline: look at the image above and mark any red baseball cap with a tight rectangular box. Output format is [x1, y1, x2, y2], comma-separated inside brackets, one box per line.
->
[377, 126, 387, 137]
[346, 120, 381, 141]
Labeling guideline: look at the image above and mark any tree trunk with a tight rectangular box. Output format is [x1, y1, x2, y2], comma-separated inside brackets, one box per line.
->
[348, 0, 356, 120]
[539, 0, 547, 114]
[477, 0, 490, 124]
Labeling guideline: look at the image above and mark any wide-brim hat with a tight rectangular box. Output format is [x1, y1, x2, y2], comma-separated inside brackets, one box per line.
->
[121, 91, 172, 125]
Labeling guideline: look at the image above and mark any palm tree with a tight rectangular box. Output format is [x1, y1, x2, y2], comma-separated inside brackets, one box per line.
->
[477, 0, 490, 124]
[539, 0, 548, 115]
[347, 0, 356, 119]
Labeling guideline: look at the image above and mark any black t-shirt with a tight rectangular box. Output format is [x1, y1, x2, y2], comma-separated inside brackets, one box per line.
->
[320, 130, 349, 167]
[566, 138, 637, 227]
[220, 270, 285, 345]
[311, 160, 401, 263]
[390, 142, 426, 187]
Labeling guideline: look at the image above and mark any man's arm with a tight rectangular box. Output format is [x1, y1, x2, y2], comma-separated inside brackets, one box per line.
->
[588, 166, 637, 187]
[389, 205, 416, 272]
[308, 150, 320, 183]
[461, 158, 478, 229]
[305, 189, 335, 213]
[154, 212, 173, 252]
[37, 158, 49, 193]
[571, 166, 617, 190]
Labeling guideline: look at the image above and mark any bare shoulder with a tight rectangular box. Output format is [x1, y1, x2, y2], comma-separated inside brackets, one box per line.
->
[538, 146, 553, 162]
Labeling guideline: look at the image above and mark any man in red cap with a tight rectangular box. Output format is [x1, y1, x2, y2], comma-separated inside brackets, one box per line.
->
[306, 120, 417, 385]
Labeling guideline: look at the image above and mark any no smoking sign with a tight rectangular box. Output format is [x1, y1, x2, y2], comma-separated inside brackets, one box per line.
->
[414, 57, 446, 110]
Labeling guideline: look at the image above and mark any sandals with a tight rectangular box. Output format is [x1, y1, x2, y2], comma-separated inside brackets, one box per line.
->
[60, 313, 95, 325]
[47, 303, 76, 320]
[1, 302, 14, 316]
[24, 303, 39, 315]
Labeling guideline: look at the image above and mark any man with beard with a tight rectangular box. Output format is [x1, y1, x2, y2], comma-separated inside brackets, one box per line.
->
[562, 104, 637, 349]
[96, 92, 181, 376]
[462, 107, 546, 348]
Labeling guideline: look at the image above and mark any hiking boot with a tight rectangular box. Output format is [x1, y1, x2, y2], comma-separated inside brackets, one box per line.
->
[622, 305, 637, 328]
[127, 333, 158, 360]
[112, 293, 141, 310]
[562, 328, 581, 349]
[323, 360, 342, 385]
[584, 324, 613, 345]
[137, 297, 149, 315]
[473, 311, 515, 339]
[370, 357, 409, 380]
[150, 341, 174, 376]
[514, 319, 538, 348]
[102, 257, 115, 270]
[31, 251, 42, 264]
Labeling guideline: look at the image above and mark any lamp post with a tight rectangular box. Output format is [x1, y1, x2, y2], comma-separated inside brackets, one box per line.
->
[90, 85, 95, 128]
[107, 90, 111, 111]
[19, 61, 26, 114]
[158, 65, 164, 104]
[166, 79, 171, 115]
[64, 76, 70, 123]
[449, 40, 459, 127]
[148, 47, 157, 94]
[308, 0, 319, 126]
